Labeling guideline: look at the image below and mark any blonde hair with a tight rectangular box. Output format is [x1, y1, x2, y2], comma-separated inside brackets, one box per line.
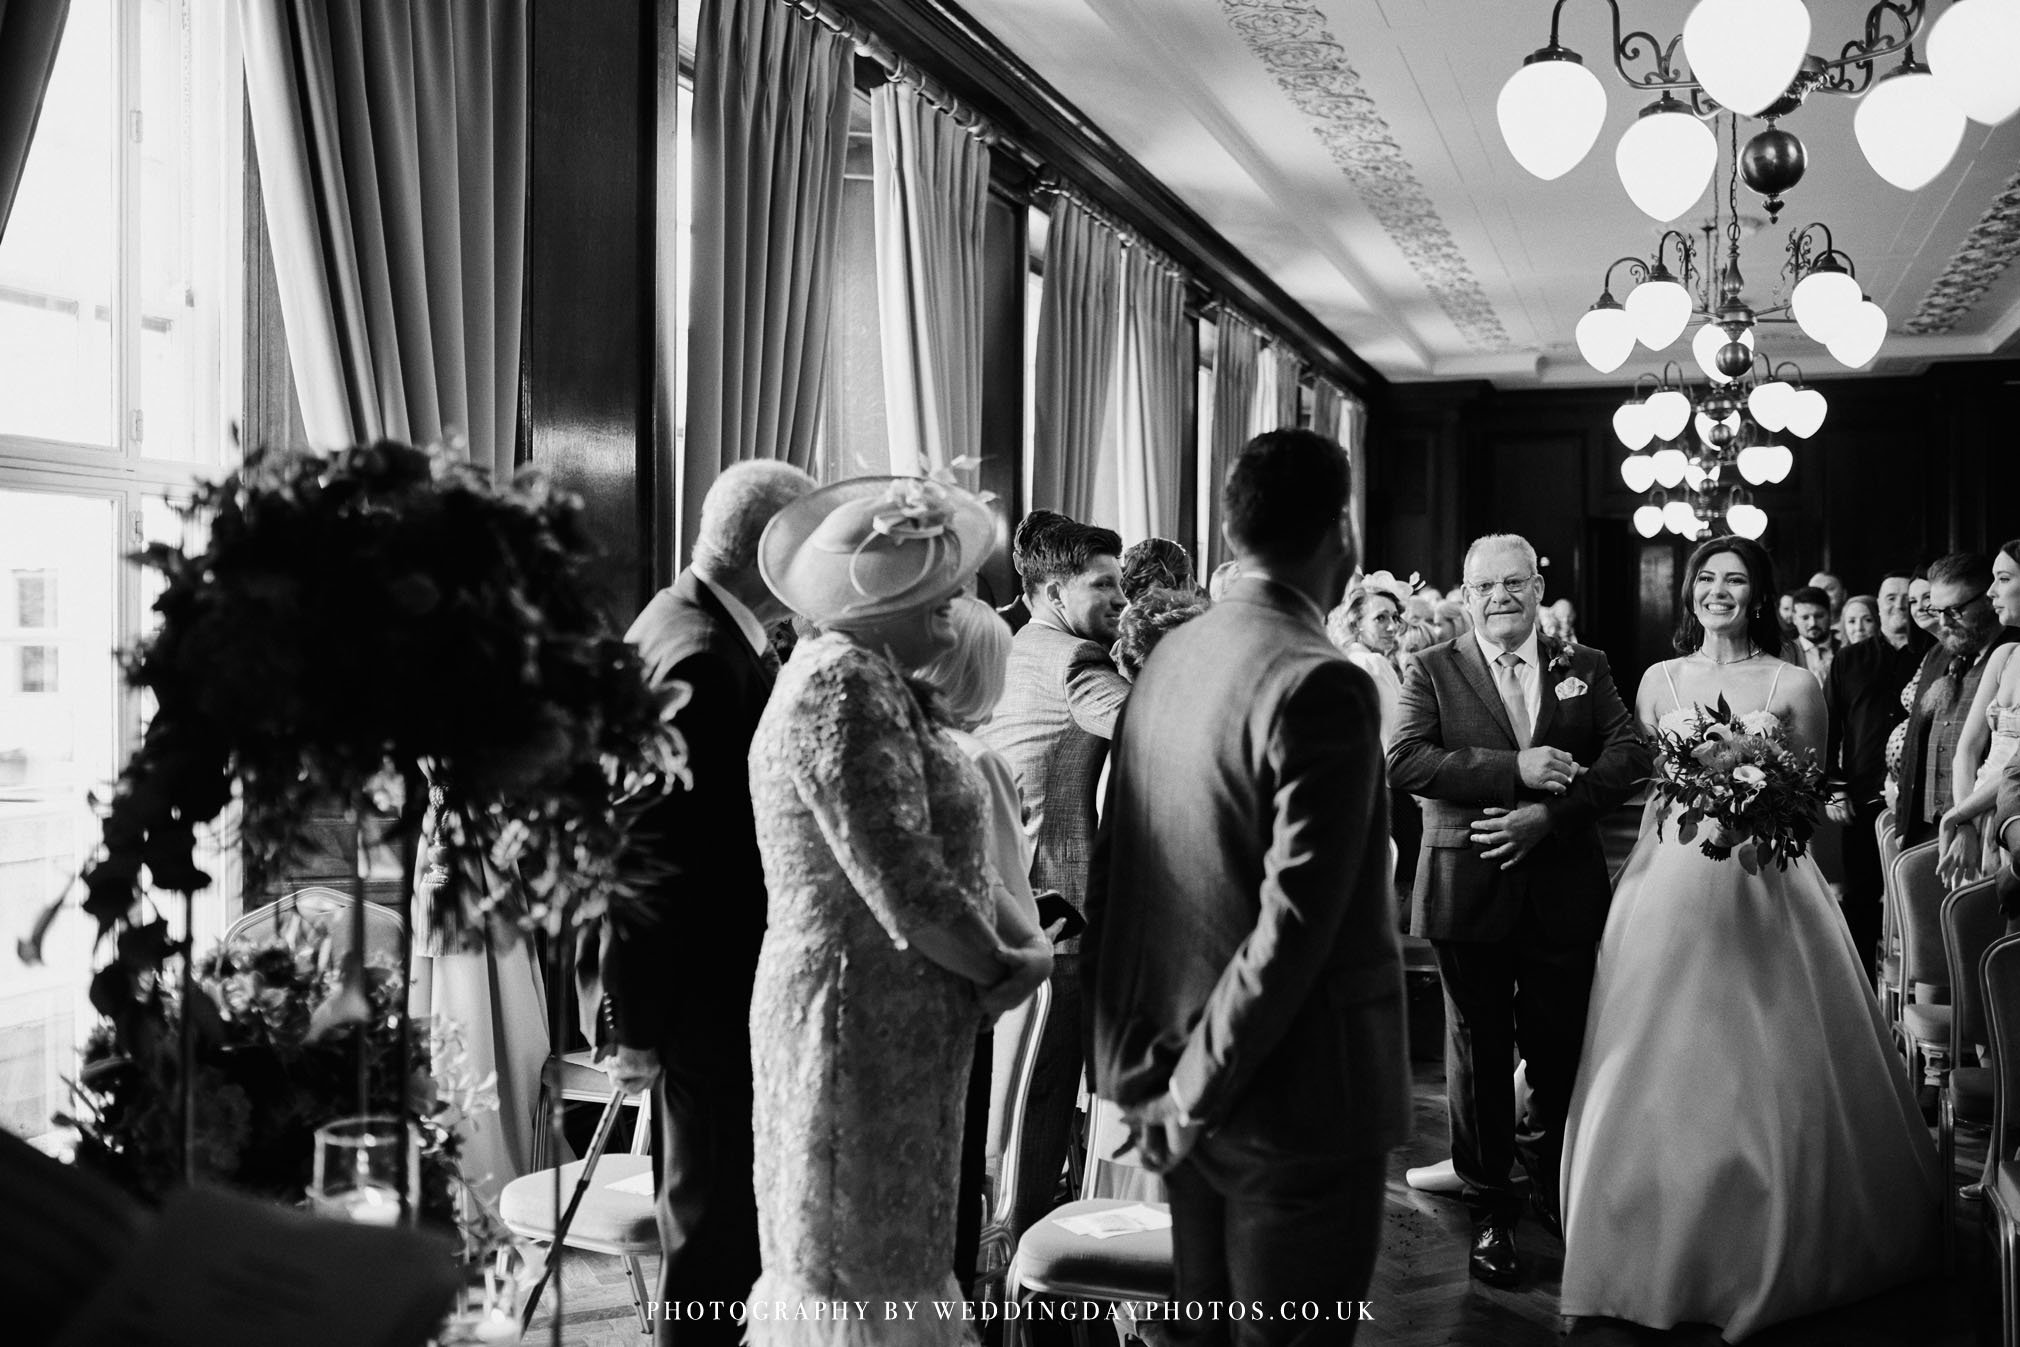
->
[915, 596, 1013, 730]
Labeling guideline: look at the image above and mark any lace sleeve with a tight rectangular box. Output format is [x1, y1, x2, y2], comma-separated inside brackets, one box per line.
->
[789, 648, 977, 947]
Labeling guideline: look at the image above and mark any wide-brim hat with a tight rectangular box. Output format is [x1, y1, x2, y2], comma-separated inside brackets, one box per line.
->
[759, 475, 995, 627]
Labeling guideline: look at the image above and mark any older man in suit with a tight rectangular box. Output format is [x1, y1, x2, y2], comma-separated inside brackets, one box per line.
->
[1088, 429, 1407, 1346]
[1387, 533, 1646, 1289]
[979, 514, 1129, 1240]
[596, 460, 815, 1347]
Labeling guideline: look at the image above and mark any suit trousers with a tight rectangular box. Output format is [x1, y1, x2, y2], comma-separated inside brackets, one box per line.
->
[1431, 928, 1597, 1224]
[652, 1062, 759, 1347]
[1164, 1136, 1387, 1347]
[1009, 952, 1083, 1242]
[1841, 800, 1887, 981]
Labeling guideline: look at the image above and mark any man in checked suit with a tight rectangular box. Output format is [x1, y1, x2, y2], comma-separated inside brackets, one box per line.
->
[1387, 532, 1646, 1289]
[1089, 430, 1407, 1345]
[1895, 552, 2016, 847]
[979, 514, 1128, 1241]
[597, 461, 814, 1347]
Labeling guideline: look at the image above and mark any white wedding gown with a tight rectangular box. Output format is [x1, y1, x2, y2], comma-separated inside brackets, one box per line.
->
[1559, 679, 1942, 1342]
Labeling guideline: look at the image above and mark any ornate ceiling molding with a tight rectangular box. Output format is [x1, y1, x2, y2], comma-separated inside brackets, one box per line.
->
[1905, 167, 2020, 335]
[1218, 0, 1513, 352]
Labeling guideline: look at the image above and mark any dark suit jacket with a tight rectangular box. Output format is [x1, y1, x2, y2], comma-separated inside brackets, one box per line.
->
[596, 569, 775, 1076]
[1824, 632, 1930, 805]
[1387, 635, 1647, 945]
[1086, 579, 1410, 1156]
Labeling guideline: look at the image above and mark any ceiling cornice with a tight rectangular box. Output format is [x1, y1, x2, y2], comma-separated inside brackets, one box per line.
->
[830, 0, 1387, 398]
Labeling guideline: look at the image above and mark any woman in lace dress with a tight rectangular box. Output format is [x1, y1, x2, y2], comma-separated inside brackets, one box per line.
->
[746, 478, 1052, 1346]
[1560, 535, 1940, 1342]
[1938, 541, 2020, 885]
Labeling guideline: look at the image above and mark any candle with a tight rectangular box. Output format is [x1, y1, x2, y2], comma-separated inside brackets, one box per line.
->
[326, 1182, 403, 1226]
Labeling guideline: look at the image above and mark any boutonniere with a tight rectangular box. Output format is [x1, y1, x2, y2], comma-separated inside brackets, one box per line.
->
[1555, 676, 1588, 700]
[1546, 644, 1575, 678]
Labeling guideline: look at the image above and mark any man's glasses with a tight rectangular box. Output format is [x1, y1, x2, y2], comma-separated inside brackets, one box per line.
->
[1933, 594, 1989, 625]
[1464, 576, 1536, 601]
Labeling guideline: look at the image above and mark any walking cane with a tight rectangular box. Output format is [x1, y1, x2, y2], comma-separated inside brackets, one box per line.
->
[519, 1087, 633, 1334]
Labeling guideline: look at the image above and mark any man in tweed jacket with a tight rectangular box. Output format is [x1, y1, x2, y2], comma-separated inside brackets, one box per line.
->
[979, 515, 1128, 1242]
[1895, 552, 2016, 846]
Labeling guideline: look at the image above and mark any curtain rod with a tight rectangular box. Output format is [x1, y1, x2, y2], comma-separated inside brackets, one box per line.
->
[789, 0, 997, 143]
[1033, 177, 1185, 281]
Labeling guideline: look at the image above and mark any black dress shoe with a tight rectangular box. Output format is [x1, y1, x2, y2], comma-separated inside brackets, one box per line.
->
[1528, 1189, 1564, 1242]
[1470, 1222, 1520, 1287]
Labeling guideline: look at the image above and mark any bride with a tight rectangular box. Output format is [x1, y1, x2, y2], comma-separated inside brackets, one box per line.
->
[1559, 535, 1941, 1341]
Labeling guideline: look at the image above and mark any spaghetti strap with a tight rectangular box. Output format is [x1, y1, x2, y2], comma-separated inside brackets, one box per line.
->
[1765, 658, 1787, 714]
[1661, 659, 1684, 714]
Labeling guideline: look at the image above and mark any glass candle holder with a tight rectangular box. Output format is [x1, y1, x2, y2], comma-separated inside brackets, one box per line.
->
[309, 1114, 417, 1225]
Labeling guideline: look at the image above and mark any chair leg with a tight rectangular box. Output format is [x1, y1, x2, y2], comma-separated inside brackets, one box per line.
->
[1942, 1091, 1957, 1276]
[624, 1255, 652, 1336]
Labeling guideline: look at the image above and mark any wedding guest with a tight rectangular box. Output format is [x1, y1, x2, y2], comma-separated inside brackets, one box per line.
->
[1825, 571, 1933, 977]
[979, 518, 1129, 1243]
[1120, 536, 1198, 604]
[1550, 598, 1580, 645]
[1778, 588, 1799, 635]
[1810, 569, 1847, 622]
[1088, 429, 1408, 1345]
[1842, 594, 1879, 646]
[1791, 585, 1840, 684]
[1328, 571, 1420, 908]
[1910, 568, 1942, 639]
[1207, 559, 1244, 601]
[1885, 569, 1945, 811]
[746, 477, 1051, 1338]
[1388, 532, 1647, 1288]
[1435, 597, 1473, 644]
[1895, 553, 2019, 847]
[1938, 542, 2020, 888]
[999, 509, 1073, 635]
[1114, 586, 1207, 682]
[597, 460, 814, 1347]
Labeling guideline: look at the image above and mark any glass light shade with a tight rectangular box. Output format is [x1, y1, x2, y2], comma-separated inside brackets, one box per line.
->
[1499, 53, 1610, 179]
[1620, 453, 1658, 493]
[1737, 443, 1772, 484]
[1727, 501, 1770, 540]
[1634, 503, 1666, 538]
[1826, 297, 1888, 367]
[1645, 387, 1692, 441]
[1577, 302, 1637, 373]
[1747, 379, 1794, 431]
[1613, 400, 1654, 450]
[1692, 322, 1755, 383]
[1616, 106, 1718, 222]
[1765, 441, 1795, 483]
[1651, 445, 1690, 489]
[1683, 460, 1710, 491]
[1855, 62, 1968, 191]
[1683, 0, 1812, 117]
[1792, 266, 1862, 344]
[1664, 499, 1700, 535]
[1627, 277, 1693, 350]
[1784, 387, 1827, 438]
[1928, 0, 2020, 125]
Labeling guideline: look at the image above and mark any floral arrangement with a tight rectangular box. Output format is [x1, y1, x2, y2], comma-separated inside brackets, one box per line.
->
[27, 441, 686, 1054]
[1648, 696, 1825, 873]
[60, 919, 486, 1221]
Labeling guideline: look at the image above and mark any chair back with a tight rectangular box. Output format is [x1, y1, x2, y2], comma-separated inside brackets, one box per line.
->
[1878, 809, 1902, 956]
[1080, 1094, 1167, 1206]
[1893, 841, 1950, 990]
[1944, 878, 2004, 1059]
[984, 979, 1052, 1234]
[224, 886, 405, 965]
[1980, 935, 2020, 1166]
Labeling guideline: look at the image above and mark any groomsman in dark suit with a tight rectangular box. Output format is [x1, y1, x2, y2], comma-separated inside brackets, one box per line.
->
[1089, 429, 1408, 1344]
[1895, 553, 2017, 847]
[1387, 533, 1647, 1288]
[597, 461, 814, 1347]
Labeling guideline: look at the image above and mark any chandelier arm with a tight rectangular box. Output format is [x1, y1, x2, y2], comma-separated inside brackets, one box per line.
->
[1811, 0, 1927, 94]
[1785, 221, 1835, 275]
[1602, 255, 1652, 293]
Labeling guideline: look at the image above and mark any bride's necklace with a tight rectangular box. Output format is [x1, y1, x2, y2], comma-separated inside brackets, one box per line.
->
[1694, 645, 1761, 667]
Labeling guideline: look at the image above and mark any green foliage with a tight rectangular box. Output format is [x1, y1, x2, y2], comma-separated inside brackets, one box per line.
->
[1649, 694, 1825, 872]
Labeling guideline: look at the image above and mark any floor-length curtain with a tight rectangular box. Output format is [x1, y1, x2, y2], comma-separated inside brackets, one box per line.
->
[1205, 310, 1260, 568]
[1250, 341, 1300, 436]
[871, 82, 987, 482]
[1116, 247, 1188, 542]
[239, 0, 526, 477]
[1311, 377, 1345, 445]
[1339, 390, 1368, 569]
[682, 0, 852, 551]
[0, 0, 71, 244]
[1030, 197, 1123, 519]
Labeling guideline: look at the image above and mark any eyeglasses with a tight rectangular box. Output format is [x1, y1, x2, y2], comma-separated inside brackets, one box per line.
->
[1933, 594, 1990, 625]
[1464, 575, 1537, 600]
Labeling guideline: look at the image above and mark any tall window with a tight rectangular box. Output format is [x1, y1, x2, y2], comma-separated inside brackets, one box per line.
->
[0, 0, 242, 1140]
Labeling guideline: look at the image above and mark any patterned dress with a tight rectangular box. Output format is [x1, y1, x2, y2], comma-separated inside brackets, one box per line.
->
[746, 634, 989, 1346]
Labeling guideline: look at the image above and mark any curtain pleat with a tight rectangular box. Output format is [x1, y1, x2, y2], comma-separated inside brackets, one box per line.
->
[1031, 197, 1123, 519]
[681, 0, 852, 550]
[1250, 341, 1300, 437]
[1311, 377, 1345, 445]
[0, 0, 71, 245]
[1206, 310, 1260, 567]
[1116, 248, 1188, 541]
[1340, 392, 1368, 568]
[870, 82, 988, 482]
[240, 0, 525, 476]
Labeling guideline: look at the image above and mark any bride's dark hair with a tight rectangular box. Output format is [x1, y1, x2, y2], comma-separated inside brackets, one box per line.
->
[1672, 534, 1785, 656]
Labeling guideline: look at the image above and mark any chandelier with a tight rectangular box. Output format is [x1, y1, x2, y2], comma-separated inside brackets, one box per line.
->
[1615, 358, 1818, 541]
[1499, 0, 2020, 221]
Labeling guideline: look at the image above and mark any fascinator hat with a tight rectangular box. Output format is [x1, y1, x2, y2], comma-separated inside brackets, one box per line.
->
[1347, 568, 1422, 608]
[759, 475, 995, 628]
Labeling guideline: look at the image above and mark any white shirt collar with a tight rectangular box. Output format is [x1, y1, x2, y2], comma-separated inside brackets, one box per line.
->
[697, 573, 771, 658]
[1474, 624, 1542, 671]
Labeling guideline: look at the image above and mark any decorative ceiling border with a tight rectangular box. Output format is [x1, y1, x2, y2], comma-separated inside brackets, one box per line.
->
[1905, 167, 2020, 335]
[1218, 0, 1513, 352]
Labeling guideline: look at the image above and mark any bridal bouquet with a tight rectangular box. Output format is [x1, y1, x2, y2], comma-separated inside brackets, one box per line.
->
[1648, 696, 1824, 873]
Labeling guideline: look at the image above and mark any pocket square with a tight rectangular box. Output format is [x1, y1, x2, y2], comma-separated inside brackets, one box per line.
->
[1555, 677, 1587, 700]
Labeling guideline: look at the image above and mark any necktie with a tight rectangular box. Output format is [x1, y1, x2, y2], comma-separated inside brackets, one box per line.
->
[1496, 651, 1531, 748]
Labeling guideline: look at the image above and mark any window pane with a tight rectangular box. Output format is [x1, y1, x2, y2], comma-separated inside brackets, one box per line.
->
[137, 0, 196, 461]
[0, 0, 115, 449]
[0, 490, 118, 1139]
